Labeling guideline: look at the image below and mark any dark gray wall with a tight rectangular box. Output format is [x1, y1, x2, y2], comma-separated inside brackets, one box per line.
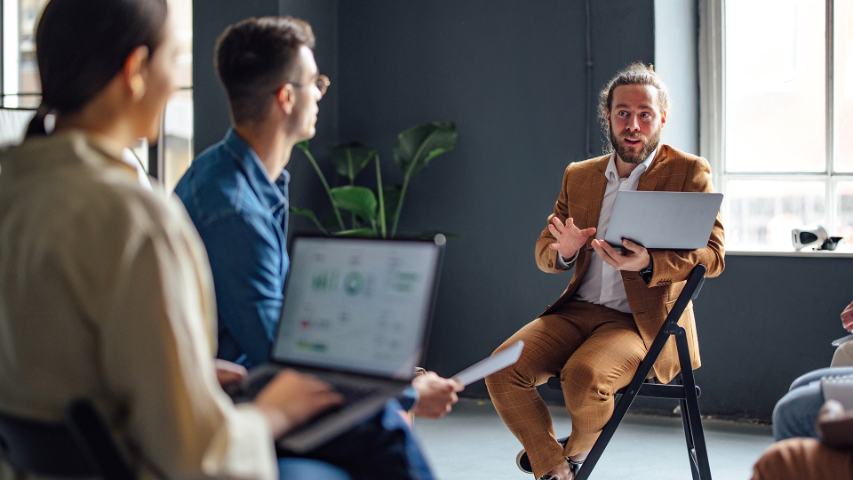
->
[690, 255, 853, 421]
[654, 0, 699, 153]
[337, 0, 656, 400]
[193, 0, 279, 154]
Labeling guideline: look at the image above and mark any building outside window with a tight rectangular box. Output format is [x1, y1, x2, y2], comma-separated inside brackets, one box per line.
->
[714, 0, 853, 251]
[1, 0, 194, 190]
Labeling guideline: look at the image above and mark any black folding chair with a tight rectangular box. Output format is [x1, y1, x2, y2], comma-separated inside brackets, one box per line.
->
[543, 264, 712, 480]
[0, 398, 135, 479]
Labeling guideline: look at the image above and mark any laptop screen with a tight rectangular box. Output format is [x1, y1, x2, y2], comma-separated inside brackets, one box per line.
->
[271, 236, 441, 380]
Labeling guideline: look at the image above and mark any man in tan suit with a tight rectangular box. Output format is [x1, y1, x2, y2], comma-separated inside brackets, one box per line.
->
[485, 63, 725, 480]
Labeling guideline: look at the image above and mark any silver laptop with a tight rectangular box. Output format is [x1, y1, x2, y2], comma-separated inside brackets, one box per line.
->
[233, 234, 444, 452]
[604, 191, 723, 249]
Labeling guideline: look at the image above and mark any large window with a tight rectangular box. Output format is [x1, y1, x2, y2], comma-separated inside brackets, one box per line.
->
[719, 0, 853, 251]
[1, 0, 193, 190]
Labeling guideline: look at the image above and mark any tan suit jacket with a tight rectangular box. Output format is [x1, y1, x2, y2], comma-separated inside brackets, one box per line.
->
[534, 144, 725, 384]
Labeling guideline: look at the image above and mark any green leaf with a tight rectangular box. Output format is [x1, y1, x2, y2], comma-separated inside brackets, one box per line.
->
[331, 142, 378, 182]
[382, 184, 402, 228]
[294, 141, 345, 230]
[295, 140, 311, 153]
[330, 186, 378, 223]
[289, 206, 328, 235]
[392, 121, 457, 176]
[333, 228, 377, 237]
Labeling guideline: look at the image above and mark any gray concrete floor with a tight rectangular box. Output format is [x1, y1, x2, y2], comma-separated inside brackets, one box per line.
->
[416, 399, 774, 480]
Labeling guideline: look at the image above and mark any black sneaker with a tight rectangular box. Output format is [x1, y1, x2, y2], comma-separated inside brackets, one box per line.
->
[516, 436, 569, 474]
[568, 457, 583, 475]
[535, 457, 582, 480]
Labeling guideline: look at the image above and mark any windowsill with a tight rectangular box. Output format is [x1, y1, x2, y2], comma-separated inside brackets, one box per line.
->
[727, 249, 853, 258]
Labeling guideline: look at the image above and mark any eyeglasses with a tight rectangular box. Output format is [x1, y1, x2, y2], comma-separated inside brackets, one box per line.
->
[289, 74, 331, 97]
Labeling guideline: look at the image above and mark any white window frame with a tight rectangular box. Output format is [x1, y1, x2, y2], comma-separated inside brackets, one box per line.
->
[700, 0, 853, 256]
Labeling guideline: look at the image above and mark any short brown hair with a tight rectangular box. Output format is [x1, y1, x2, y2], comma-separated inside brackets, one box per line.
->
[215, 16, 315, 125]
[598, 62, 669, 133]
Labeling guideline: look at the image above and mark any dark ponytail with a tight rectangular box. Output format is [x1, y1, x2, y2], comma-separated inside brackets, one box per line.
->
[26, 0, 168, 138]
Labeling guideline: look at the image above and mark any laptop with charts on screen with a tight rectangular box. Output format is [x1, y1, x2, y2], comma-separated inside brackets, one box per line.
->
[231, 233, 444, 452]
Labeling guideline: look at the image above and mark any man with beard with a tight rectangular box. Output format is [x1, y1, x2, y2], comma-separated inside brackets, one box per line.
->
[485, 63, 725, 480]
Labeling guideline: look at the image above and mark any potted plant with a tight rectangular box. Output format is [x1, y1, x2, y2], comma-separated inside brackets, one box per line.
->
[292, 121, 457, 238]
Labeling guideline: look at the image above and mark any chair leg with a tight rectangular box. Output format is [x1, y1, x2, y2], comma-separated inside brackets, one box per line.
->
[573, 388, 638, 480]
[676, 331, 713, 480]
[679, 398, 701, 480]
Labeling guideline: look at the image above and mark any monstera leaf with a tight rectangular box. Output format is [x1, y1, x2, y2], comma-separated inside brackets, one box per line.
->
[295, 121, 458, 239]
[392, 122, 457, 177]
[330, 186, 378, 225]
[389, 122, 457, 235]
[332, 142, 378, 183]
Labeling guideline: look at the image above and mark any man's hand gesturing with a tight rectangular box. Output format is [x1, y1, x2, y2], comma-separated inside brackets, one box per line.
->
[547, 216, 597, 260]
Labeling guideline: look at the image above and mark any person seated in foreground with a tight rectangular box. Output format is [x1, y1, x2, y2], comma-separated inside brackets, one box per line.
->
[174, 16, 460, 480]
[753, 400, 853, 480]
[484, 63, 725, 480]
[0, 1, 344, 478]
[773, 298, 853, 441]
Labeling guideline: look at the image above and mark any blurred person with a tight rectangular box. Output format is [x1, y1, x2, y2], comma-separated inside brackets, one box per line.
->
[753, 400, 853, 480]
[0, 1, 346, 478]
[772, 298, 853, 441]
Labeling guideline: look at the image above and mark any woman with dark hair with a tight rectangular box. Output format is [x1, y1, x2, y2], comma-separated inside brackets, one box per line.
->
[0, 1, 346, 478]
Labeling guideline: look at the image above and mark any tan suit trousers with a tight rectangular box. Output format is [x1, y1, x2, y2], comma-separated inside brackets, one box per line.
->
[752, 439, 853, 480]
[485, 301, 647, 478]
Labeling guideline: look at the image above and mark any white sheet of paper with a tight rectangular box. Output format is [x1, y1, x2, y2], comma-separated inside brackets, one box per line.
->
[451, 340, 524, 387]
[831, 334, 853, 347]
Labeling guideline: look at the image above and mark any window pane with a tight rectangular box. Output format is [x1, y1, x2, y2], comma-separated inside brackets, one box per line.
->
[163, 89, 193, 192]
[836, 181, 853, 246]
[723, 179, 826, 250]
[725, 0, 826, 173]
[834, 0, 853, 173]
[16, 0, 47, 93]
[168, 0, 193, 88]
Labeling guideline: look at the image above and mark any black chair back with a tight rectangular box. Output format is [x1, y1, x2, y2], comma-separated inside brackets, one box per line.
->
[0, 399, 135, 479]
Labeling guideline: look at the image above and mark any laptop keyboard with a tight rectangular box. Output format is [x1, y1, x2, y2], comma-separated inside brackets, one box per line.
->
[228, 369, 383, 405]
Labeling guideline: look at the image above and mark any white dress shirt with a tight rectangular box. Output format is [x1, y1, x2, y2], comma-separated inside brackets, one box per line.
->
[562, 148, 656, 313]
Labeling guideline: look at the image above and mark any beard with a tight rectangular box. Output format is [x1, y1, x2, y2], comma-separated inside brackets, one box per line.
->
[609, 126, 662, 165]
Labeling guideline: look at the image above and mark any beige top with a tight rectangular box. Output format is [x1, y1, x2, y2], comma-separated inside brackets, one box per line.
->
[0, 132, 276, 479]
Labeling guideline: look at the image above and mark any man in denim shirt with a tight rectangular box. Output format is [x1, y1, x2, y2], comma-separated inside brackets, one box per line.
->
[175, 17, 461, 480]
[176, 126, 291, 367]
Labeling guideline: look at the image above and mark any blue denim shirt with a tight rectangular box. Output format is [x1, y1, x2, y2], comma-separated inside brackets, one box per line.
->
[175, 130, 419, 409]
[174, 130, 289, 367]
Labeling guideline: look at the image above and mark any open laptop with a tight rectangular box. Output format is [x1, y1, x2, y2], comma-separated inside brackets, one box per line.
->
[229, 234, 444, 452]
[604, 191, 723, 250]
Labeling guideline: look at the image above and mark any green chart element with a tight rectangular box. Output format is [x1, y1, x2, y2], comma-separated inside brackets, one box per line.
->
[392, 271, 419, 292]
[311, 271, 338, 291]
[343, 271, 366, 296]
